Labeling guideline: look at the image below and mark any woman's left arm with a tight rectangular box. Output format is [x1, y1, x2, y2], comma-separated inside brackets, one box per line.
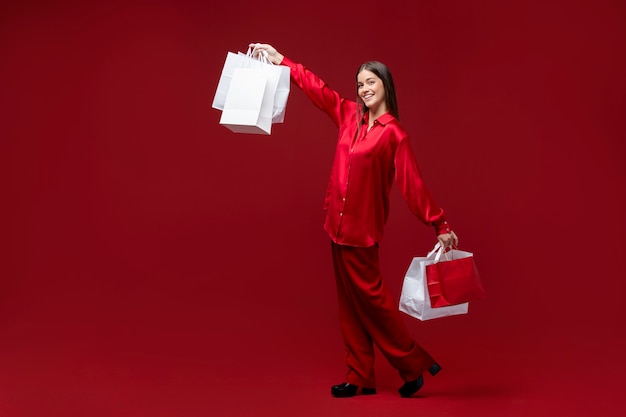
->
[395, 136, 458, 248]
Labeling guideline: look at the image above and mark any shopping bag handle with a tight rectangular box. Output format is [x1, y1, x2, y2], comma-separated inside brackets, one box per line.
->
[427, 242, 442, 258]
[433, 243, 462, 263]
[247, 44, 274, 65]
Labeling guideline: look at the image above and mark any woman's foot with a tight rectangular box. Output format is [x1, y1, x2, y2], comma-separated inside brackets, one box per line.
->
[398, 362, 442, 398]
[331, 383, 377, 397]
[398, 376, 424, 397]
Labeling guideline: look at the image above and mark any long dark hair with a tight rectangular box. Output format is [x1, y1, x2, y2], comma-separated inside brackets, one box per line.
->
[355, 61, 399, 133]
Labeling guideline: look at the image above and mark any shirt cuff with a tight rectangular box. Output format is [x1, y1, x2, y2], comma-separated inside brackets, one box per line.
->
[434, 219, 452, 236]
[280, 56, 293, 67]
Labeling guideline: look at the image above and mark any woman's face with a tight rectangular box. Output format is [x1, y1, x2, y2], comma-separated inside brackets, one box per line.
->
[357, 69, 387, 114]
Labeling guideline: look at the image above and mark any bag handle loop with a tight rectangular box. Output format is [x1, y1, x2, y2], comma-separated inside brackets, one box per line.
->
[427, 242, 442, 258]
[247, 44, 274, 65]
[433, 243, 460, 263]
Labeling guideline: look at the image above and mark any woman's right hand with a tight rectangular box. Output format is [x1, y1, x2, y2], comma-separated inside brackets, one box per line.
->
[248, 43, 284, 65]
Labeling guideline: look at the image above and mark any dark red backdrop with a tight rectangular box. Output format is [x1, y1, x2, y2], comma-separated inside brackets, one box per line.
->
[1, 1, 625, 416]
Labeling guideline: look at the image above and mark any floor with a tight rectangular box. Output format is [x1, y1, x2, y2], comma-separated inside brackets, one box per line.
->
[0, 299, 622, 417]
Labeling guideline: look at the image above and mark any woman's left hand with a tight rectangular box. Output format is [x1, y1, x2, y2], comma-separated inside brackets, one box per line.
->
[437, 231, 458, 249]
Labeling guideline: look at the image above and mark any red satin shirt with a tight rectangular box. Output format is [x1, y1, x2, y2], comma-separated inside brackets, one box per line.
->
[282, 57, 451, 247]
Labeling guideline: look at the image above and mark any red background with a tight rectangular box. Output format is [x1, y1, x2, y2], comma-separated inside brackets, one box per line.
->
[1, 0, 625, 416]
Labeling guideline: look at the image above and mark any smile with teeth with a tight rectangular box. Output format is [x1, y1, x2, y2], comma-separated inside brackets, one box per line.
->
[363, 94, 373, 101]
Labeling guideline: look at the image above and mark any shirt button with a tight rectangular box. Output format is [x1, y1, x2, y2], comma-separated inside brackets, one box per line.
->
[342, 198, 346, 202]
[339, 212, 343, 216]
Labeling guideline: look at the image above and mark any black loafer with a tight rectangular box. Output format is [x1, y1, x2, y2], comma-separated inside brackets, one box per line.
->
[331, 383, 377, 397]
[398, 362, 442, 398]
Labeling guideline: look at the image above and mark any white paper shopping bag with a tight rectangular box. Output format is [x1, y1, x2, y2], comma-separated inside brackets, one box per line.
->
[219, 67, 277, 135]
[267, 63, 289, 123]
[212, 51, 251, 111]
[262, 60, 289, 123]
[213, 48, 290, 125]
[399, 243, 469, 320]
[235, 50, 290, 123]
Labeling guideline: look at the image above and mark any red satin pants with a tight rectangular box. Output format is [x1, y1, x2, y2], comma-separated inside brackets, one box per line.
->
[331, 241, 435, 388]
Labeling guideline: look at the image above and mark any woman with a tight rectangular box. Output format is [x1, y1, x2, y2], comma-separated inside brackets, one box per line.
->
[251, 43, 458, 398]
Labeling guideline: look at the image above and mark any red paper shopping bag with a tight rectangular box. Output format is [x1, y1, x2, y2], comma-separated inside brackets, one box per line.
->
[426, 248, 486, 308]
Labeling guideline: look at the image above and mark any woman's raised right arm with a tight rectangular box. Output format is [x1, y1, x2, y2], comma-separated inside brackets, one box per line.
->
[250, 43, 348, 127]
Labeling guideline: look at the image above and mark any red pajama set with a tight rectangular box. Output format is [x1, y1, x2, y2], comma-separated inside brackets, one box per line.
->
[282, 57, 451, 388]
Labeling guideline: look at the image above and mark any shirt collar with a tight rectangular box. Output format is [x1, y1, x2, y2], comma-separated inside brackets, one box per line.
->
[363, 111, 395, 126]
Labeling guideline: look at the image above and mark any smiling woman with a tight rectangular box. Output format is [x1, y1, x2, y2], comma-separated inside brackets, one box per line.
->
[1, 0, 625, 415]
[358, 70, 387, 120]
[355, 61, 399, 130]
[250, 42, 458, 398]
[354, 61, 402, 151]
